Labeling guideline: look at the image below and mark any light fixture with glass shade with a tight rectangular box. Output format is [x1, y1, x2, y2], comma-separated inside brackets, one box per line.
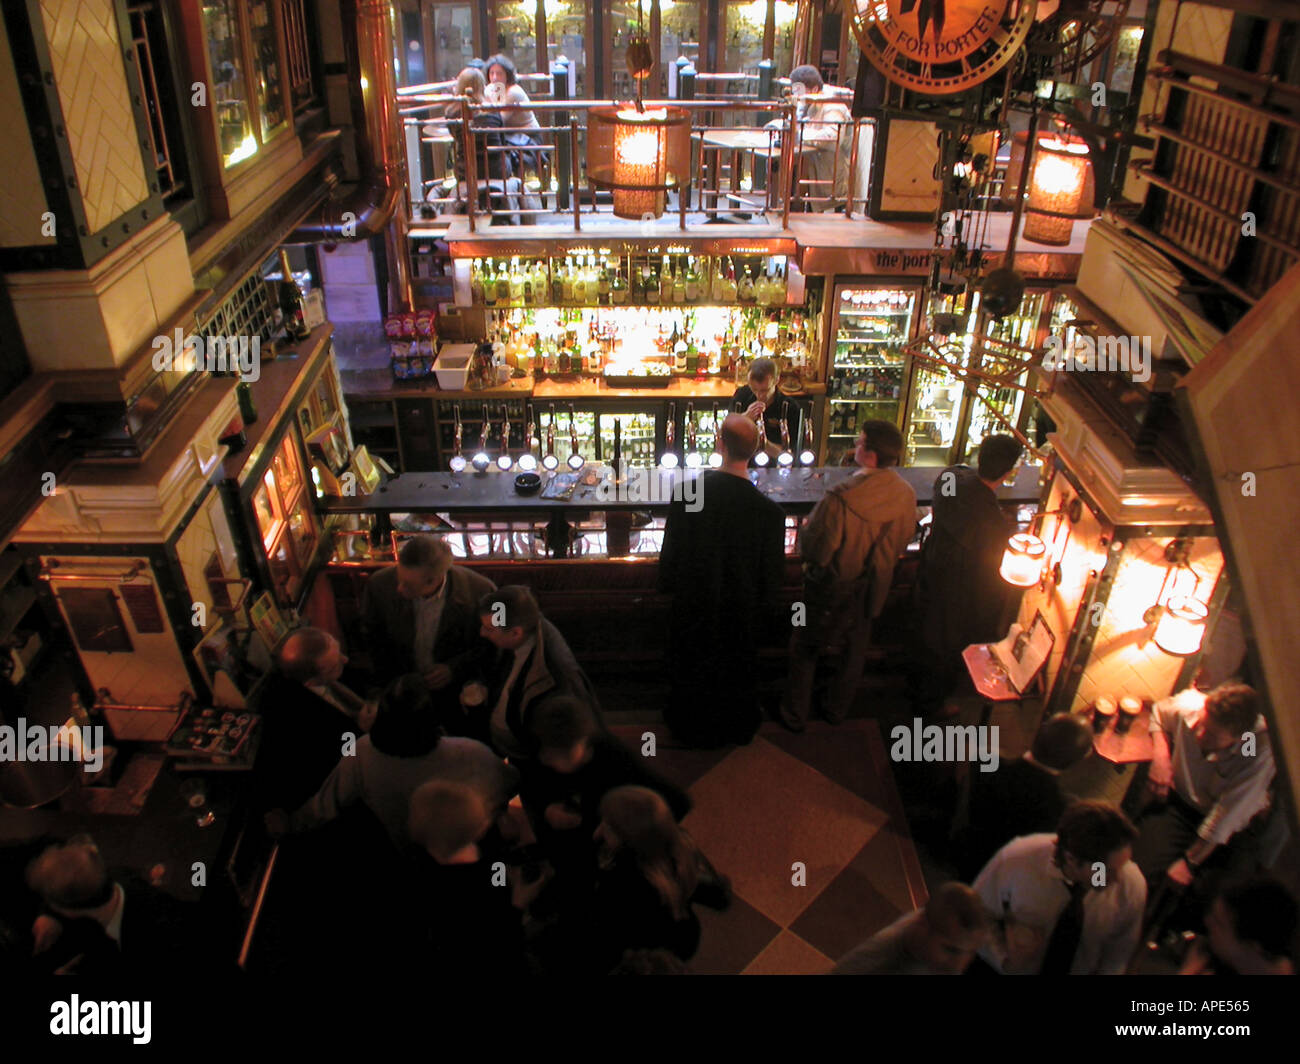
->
[1153, 596, 1209, 656]
[1022, 136, 1091, 247]
[586, 3, 690, 221]
[1000, 533, 1048, 587]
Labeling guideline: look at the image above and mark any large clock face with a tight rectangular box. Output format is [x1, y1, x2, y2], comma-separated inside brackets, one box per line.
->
[852, 0, 1039, 95]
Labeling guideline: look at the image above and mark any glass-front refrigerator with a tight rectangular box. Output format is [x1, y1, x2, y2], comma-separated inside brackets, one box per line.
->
[590, 404, 664, 468]
[825, 284, 921, 465]
[959, 290, 1047, 464]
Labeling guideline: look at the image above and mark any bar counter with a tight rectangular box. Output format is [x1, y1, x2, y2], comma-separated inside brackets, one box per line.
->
[320, 463, 1044, 515]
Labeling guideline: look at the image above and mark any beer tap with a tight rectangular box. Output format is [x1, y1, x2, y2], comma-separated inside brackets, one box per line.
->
[496, 404, 514, 470]
[753, 404, 770, 466]
[660, 401, 679, 469]
[777, 400, 794, 467]
[708, 405, 723, 468]
[798, 408, 816, 466]
[684, 402, 700, 468]
[518, 402, 538, 471]
[471, 409, 491, 471]
[448, 403, 467, 472]
[542, 403, 559, 470]
[566, 404, 584, 470]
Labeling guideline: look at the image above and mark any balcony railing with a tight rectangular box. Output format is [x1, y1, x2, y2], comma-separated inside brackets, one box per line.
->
[398, 91, 877, 231]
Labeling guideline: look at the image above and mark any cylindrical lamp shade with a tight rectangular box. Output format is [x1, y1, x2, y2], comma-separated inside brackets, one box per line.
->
[1000, 533, 1047, 587]
[1002, 132, 1095, 211]
[588, 106, 692, 220]
[1023, 137, 1090, 246]
[1154, 596, 1209, 656]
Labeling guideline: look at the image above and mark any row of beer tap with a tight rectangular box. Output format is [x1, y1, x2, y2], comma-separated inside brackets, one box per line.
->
[445, 401, 819, 473]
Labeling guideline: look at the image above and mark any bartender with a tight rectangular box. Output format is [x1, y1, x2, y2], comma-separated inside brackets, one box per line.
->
[731, 357, 811, 462]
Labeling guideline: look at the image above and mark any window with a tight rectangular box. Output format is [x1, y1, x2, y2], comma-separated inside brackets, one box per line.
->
[199, 0, 293, 169]
[125, 1, 205, 234]
[279, 0, 318, 111]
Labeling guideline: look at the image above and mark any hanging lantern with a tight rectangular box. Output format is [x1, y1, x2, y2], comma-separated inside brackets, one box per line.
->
[589, 106, 691, 220]
[1023, 137, 1090, 246]
[1154, 596, 1209, 656]
[1002, 131, 1095, 214]
[1000, 533, 1047, 588]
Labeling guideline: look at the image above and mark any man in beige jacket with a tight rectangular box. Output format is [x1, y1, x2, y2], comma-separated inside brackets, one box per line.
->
[781, 420, 917, 730]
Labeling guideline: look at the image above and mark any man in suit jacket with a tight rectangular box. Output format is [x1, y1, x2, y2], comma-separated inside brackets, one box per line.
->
[26, 836, 225, 976]
[470, 585, 600, 761]
[659, 413, 786, 747]
[912, 434, 1024, 713]
[362, 535, 496, 700]
[253, 626, 371, 812]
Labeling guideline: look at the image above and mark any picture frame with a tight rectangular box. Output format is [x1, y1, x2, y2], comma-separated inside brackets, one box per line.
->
[248, 591, 289, 651]
[348, 445, 382, 496]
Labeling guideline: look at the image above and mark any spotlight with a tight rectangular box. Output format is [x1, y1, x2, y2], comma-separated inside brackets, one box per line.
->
[659, 452, 679, 469]
[777, 451, 793, 467]
[471, 452, 491, 472]
[542, 453, 560, 471]
[684, 452, 702, 468]
[449, 455, 467, 473]
[496, 453, 514, 471]
[518, 453, 538, 472]
[567, 452, 585, 471]
[799, 449, 816, 466]
[707, 452, 723, 468]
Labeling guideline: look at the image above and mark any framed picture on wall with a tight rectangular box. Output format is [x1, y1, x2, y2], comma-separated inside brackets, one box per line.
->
[248, 591, 289, 650]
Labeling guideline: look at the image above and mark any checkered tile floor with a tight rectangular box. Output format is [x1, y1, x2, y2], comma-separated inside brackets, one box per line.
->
[611, 721, 928, 974]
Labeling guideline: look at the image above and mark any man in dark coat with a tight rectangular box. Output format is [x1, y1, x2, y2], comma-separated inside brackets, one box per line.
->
[911, 434, 1024, 713]
[658, 413, 786, 747]
[362, 534, 496, 711]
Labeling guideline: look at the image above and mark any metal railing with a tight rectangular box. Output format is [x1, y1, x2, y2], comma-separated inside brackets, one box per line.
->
[400, 91, 878, 230]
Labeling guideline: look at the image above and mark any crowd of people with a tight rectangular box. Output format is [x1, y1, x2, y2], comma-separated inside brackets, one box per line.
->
[1, 371, 1292, 975]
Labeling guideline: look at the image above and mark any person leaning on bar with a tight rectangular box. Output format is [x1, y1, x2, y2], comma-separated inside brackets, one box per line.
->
[361, 535, 496, 727]
[731, 356, 811, 462]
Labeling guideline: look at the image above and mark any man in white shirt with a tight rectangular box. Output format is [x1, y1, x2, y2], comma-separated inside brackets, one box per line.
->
[972, 801, 1146, 975]
[1136, 682, 1275, 891]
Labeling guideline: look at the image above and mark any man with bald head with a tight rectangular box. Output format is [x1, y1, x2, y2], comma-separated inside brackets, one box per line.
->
[253, 627, 373, 811]
[658, 413, 786, 747]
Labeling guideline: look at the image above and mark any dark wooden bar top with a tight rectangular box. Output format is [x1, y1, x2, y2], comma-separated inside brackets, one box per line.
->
[319, 463, 1044, 514]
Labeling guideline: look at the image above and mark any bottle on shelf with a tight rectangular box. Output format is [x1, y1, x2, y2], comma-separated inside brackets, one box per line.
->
[722, 258, 738, 302]
[738, 265, 755, 303]
[645, 261, 659, 305]
[673, 259, 686, 305]
[659, 255, 673, 305]
[612, 263, 628, 305]
[685, 257, 701, 303]
[470, 258, 484, 305]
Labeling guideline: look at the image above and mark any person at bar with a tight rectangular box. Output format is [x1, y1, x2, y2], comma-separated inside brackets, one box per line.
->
[767, 66, 855, 212]
[658, 413, 786, 748]
[25, 835, 222, 976]
[362, 534, 496, 719]
[731, 357, 811, 464]
[268, 674, 518, 851]
[951, 712, 1094, 880]
[253, 626, 374, 812]
[781, 420, 917, 731]
[1179, 877, 1297, 975]
[832, 882, 991, 975]
[910, 434, 1025, 715]
[971, 801, 1146, 975]
[471, 585, 601, 761]
[1135, 682, 1275, 898]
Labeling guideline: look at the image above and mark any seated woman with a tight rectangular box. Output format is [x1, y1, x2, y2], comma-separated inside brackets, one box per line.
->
[485, 54, 542, 177]
[444, 67, 515, 218]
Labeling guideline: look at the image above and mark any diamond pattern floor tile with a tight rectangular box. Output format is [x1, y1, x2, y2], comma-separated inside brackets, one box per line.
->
[683, 737, 889, 927]
[741, 930, 833, 976]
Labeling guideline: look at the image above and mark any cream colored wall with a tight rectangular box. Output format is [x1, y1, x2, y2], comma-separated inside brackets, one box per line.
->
[0, 14, 55, 248]
[1123, 1, 1234, 203]
[38, 0, 150, 233]
[44, 555, 194, 707]
[174, 490, 242, 634]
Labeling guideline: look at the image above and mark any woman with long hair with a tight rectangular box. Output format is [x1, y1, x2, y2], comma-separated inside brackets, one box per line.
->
[444, 67, 516, 219]
[484, 53, 541, 179]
